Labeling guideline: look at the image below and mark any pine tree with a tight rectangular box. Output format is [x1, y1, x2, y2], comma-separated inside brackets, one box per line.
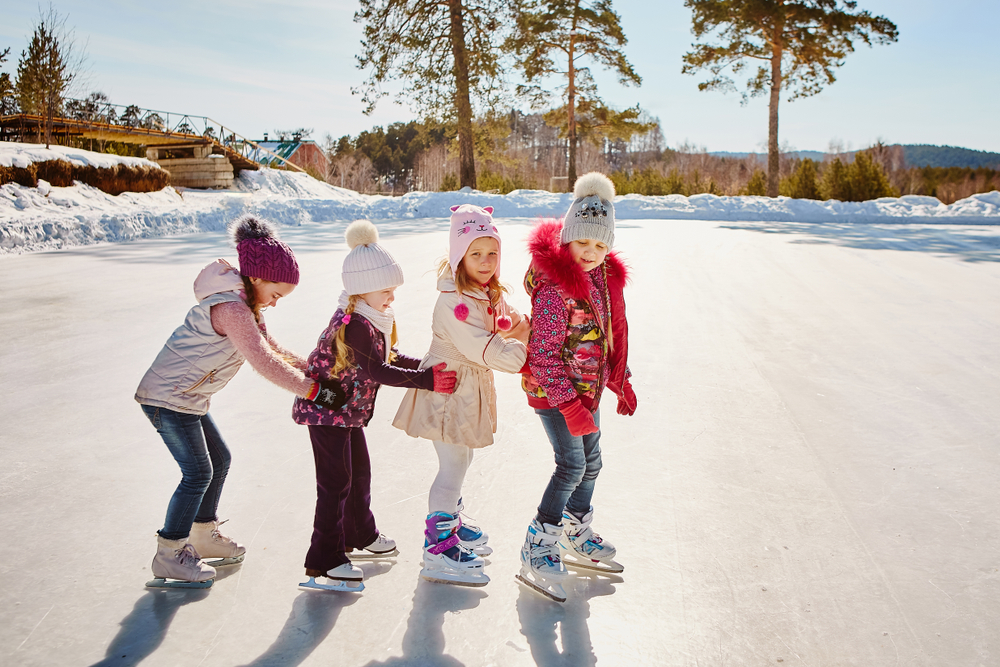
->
[847, 151, 896, 200]
[0, 47, 15, 115]
[354, 0, 510, 189]
[821, 157, 849, 201]
[682, 1, 897, 197]
[508, 0, 641, 187]
[782, 158, 821, 199]
[14, 8, 81, 148]
[743, 168, 767, 196]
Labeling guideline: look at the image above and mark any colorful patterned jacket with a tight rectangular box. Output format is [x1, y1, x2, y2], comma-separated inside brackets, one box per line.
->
[521, 220, 630, 412]
[292, 309, 433, 427]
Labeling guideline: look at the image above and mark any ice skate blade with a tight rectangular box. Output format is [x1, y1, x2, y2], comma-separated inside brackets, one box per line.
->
[145, 577, 213, 589]
[299, 576, 365, 593]
[515, 573, 566, 603]
[561, 552, 624, 574]
[349, 547, 399, 559]
[204, 553, 245, 567]
[420, 568, 489, 587]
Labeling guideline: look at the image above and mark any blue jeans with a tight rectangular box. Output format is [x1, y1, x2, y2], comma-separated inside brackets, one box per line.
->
[534, 407, 602, 526]
[141, 405, 231, 541]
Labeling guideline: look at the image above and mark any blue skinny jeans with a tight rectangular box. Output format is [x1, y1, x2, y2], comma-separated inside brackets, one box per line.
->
[141, 405, 231, 541]
[534, 407, 602, 526]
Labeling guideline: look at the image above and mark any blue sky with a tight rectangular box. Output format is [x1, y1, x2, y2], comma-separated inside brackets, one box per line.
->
[3, 0, 998, 153]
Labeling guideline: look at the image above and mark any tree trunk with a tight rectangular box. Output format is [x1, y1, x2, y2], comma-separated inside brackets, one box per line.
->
[448, 0, 476, 190]
[567, 16, 578, 190]
[44, 91, 54, 148]
[767, 21, 783, 198]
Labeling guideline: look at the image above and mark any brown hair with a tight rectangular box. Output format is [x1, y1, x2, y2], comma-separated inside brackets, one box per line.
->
[437, 257, 508, 309]
[241, 275, 262, 323]
[331, 295, 399, 375]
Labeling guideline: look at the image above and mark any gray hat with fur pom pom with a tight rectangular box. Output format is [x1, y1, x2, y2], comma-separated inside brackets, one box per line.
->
[561, 172, 616, 248]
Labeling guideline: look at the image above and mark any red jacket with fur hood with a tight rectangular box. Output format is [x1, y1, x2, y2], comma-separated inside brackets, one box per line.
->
[521, 220, 631, 412]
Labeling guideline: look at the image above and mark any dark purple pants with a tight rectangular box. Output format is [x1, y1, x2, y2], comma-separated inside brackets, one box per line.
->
[304, 425, 379, 572]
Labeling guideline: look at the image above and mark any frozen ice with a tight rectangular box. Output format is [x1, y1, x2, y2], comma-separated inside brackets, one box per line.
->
[1, 214, 999, 665]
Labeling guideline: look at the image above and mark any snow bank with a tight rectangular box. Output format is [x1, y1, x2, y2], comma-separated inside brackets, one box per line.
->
[0, 141, 162, 171]
[1, 142, 998, 255]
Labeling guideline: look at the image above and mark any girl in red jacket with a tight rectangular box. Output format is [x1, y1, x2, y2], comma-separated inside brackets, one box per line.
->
[516, 173, 636, 602]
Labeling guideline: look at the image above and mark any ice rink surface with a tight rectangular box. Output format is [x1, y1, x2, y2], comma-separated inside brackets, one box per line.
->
[1, 218, 998, 666]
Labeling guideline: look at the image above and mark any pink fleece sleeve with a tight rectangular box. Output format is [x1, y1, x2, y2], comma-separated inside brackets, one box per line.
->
[263, 331, 309, 370]
[528, 283, 578, 407]
[211, 301, 316, 398]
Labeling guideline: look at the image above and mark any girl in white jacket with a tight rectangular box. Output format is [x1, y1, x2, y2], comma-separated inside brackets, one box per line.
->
[393, 204, 529, 586]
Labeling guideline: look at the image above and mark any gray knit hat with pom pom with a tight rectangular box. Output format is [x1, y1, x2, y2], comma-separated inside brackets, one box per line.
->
[562, 172, 616, 248]
[342, 220, 404, 295]
[229, 214, 300, 284]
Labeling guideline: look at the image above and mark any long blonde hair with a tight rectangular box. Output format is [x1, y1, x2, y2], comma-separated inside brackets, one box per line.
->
[331, 294, 399, 375]
[437, 258, 508, 310]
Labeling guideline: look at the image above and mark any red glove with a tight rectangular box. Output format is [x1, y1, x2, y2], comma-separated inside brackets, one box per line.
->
[616, 381, 637, 416]
[431, 363, 457, 394]
[558, 399, 599, 437]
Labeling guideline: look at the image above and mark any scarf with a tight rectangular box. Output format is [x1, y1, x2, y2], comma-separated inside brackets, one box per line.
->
[338, 290, 395, 362]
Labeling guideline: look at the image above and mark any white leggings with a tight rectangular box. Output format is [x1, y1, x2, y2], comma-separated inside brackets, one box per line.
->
[428, 440, 475, 514]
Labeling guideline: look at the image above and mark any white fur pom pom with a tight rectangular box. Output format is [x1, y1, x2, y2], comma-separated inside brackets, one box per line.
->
[345, 219, 379, 249]
[573, 172, 615, 202]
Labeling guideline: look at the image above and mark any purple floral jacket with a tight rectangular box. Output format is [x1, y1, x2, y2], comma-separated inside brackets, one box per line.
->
[292, 309, 434, 427]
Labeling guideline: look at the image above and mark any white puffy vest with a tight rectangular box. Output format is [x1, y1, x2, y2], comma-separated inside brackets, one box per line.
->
[134, 292, 247, 415]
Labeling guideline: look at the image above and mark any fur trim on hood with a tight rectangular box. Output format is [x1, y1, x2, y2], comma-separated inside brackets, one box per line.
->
[526, 219, 628, 299]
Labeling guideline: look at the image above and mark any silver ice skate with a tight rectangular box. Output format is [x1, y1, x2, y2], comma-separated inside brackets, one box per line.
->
[558, 508, 624, 574]
[299, 563, 365, 593]
[516, 519, 568, 602]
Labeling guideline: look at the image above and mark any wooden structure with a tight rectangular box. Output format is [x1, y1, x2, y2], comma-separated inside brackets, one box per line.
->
[146, 143, 235, 189]
[1, 103, 306, 189]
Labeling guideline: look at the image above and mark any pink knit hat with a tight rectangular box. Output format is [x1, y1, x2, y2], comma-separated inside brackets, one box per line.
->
[448, 204, 501, 277]
[229, 214, 300, 284]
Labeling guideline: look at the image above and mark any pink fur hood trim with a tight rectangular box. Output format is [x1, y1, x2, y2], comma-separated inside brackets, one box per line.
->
[526, 219, 629, 298]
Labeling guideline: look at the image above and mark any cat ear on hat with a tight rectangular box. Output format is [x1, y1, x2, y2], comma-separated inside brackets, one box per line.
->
[450, 205, 461, 212]
[483, 206, 494, 214]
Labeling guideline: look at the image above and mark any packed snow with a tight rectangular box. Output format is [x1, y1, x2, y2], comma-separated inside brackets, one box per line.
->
[0, 140, 164, 171]
[1, 141, 999, 255]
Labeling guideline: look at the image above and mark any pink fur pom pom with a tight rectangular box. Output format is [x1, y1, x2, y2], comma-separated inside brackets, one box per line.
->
[342, 314, 351, 324]
[454, 303, 469, 321]
[497, 315, 512, 331]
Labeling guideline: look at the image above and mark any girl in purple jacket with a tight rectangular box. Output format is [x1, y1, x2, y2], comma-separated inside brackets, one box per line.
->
[292, 220, 457, 592]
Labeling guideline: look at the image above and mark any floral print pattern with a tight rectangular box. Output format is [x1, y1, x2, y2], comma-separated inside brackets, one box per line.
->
[522, 264, 610, 406]
[292, 309, 386, 427]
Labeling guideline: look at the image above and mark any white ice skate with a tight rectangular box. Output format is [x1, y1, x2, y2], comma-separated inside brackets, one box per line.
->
[456, 498, 492, 557]
[146, 535, 215, 589]
[420, 512, 489, 587]
[189, 519, 246, 567]
[516, 519, 568, 602]
[558, 508, 624, 574]
[299, 563, 365, 593]
[350, 533, 399, 559]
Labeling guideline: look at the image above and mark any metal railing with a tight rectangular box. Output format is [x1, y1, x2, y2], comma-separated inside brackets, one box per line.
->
[47, 97, 305, 172]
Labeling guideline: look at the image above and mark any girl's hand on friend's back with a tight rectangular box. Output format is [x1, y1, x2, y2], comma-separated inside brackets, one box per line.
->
[505, 315, 531, 345]
[432, 363, 458, 394]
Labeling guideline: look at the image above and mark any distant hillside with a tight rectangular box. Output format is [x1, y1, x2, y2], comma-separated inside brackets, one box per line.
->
[901, 145, 1000, 169]
[708, 145, 1000, 169]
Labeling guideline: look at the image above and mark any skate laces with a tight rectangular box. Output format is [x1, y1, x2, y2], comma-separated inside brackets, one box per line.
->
[176, 543, 203, 566]
[209, 518, 232, 542]
[457, 505, 482, 534]
[531, 544, 562, 568]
